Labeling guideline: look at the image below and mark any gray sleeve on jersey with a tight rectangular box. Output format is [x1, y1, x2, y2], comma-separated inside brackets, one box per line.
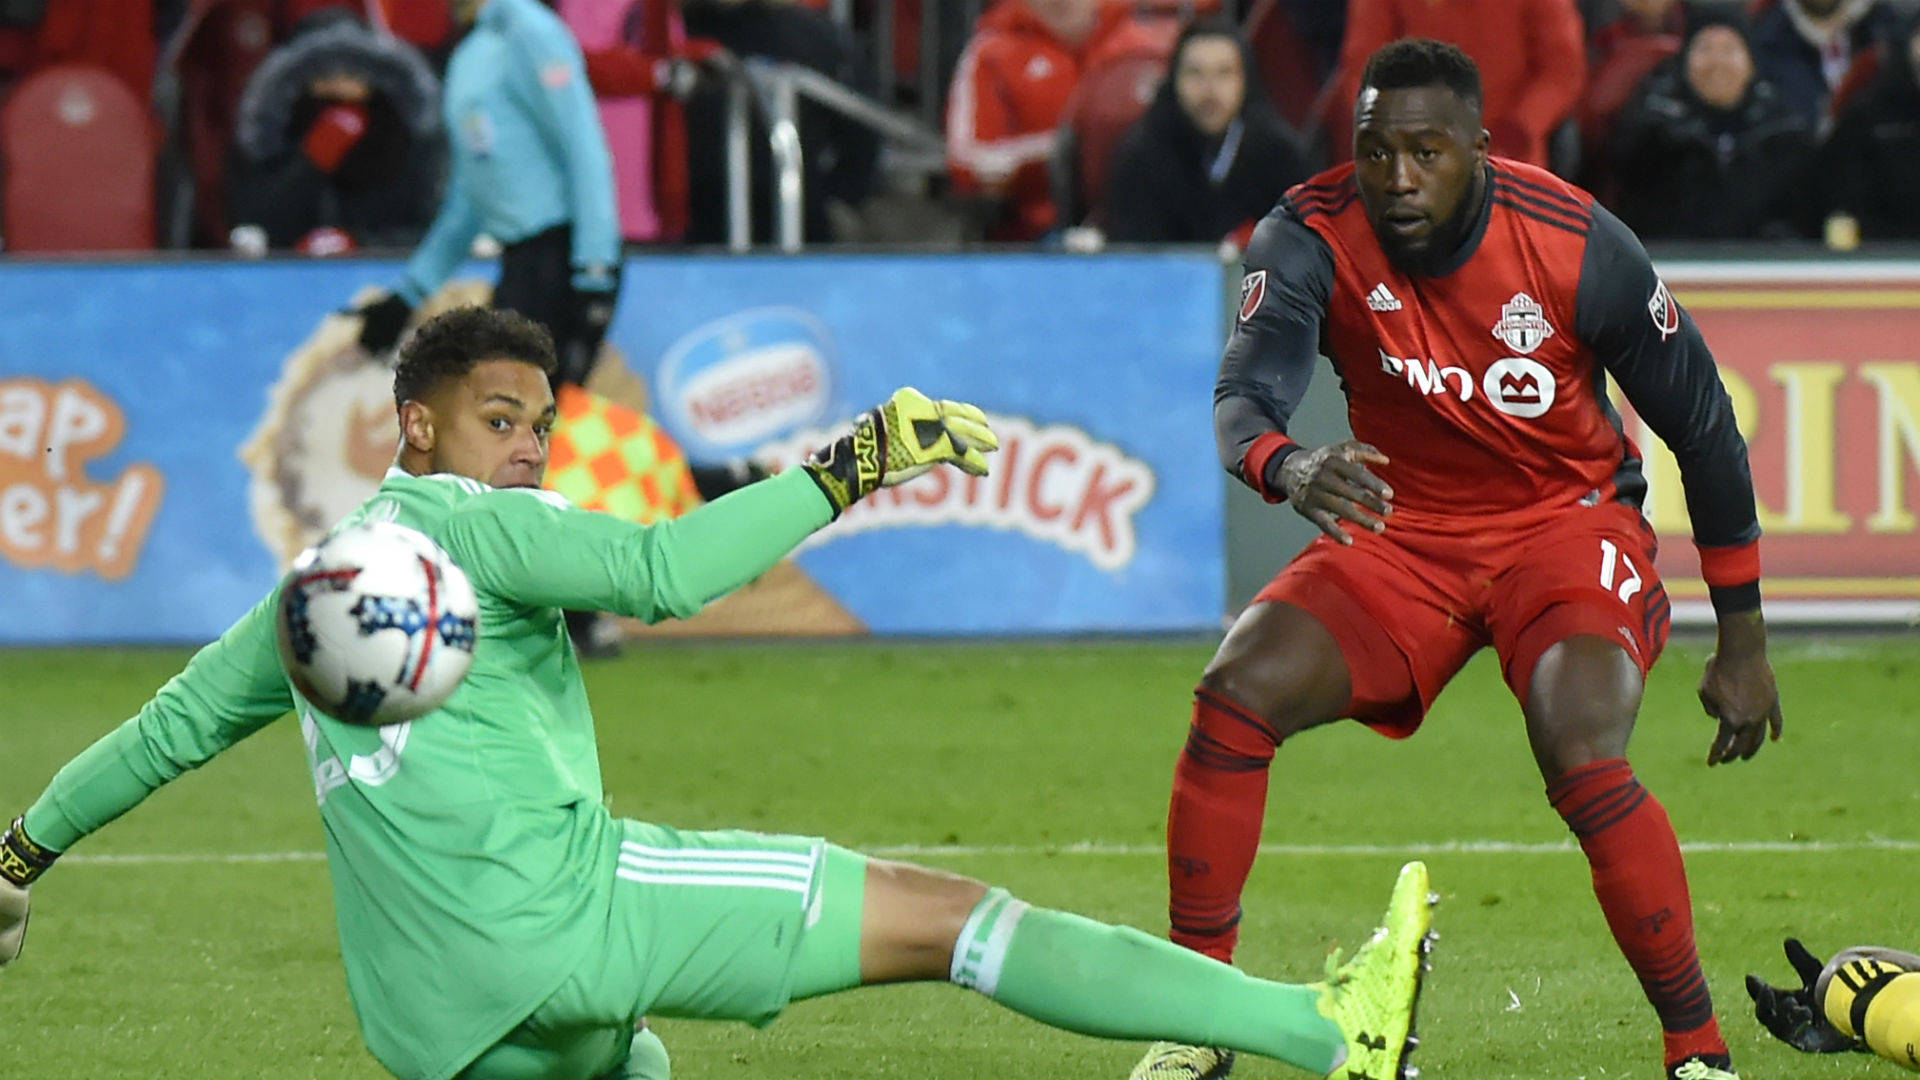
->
[1574, 204, 1760, 551]
[1215, 212, 1335, 488]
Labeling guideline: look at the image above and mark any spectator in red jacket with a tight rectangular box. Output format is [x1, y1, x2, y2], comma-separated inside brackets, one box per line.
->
[1323, 0, 1588, 169]
[945, 0, 1164, 240]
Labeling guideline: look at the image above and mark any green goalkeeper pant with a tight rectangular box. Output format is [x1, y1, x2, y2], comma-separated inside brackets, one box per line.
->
[457, 822, 850, 1080]
[458, 820, 1340, 1080]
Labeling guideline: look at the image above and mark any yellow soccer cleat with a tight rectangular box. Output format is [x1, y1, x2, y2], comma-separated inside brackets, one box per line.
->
[1668, 1055, 1740, 1080]
[1314, 860, 1438, 1080]
[1126, 1042, 1235, 1080]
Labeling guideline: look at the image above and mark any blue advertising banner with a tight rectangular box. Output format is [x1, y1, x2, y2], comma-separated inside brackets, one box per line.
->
[0, 253, 1225, 643]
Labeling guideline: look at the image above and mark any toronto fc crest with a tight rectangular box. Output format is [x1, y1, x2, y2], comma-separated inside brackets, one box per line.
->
[1490, 292, 1555, 354]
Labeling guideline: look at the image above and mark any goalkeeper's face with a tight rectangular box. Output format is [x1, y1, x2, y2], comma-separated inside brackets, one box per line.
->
[401, 358, 556, 489]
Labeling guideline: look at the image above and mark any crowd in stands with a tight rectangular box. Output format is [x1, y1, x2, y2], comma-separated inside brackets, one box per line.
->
[2, 0, 1919, 254]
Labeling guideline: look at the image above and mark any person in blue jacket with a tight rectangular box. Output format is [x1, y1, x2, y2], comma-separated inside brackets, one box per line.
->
[353, 0, 620, 393]
[354, 0, 627, 657]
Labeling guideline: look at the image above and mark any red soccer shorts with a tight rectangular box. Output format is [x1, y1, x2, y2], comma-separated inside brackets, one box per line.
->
[1254, 502, 1672, 736]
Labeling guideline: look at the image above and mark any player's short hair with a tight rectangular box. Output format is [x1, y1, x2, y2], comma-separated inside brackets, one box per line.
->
[392, 306, 557, 406]
[1359, 38, 1483, 120]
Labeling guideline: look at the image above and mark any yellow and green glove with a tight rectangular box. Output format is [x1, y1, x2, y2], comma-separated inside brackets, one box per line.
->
[0, 816, 56, 968]
[803, 387, 999, 518]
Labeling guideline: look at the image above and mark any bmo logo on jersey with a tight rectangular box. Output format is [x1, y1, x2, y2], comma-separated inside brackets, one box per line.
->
[1483, 357, 1556, 418]
[1377, 349, 1557, 420]
[1378, 348, 1472, 401]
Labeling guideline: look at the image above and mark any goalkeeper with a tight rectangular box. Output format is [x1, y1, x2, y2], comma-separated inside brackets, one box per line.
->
[0, 306, 1434, 1080]
[1748, 938, 1920, 1070]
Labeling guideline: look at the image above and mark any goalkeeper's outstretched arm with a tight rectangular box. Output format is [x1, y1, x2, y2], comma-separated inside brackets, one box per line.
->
[445, 388, 998, 622]
[1, 594, 297, 967]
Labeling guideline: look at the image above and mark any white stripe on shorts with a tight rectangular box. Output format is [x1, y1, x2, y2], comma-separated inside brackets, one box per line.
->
[616, 851, 814, 882]
[613, 868, 811, 895]
[619, 841, 815, 868]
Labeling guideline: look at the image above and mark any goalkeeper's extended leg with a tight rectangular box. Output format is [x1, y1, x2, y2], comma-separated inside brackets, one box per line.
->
[789, 850, 1435, 1078]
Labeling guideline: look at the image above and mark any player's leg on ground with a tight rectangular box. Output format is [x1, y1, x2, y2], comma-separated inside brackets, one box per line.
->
[1527, 635, 1729, 1071]
[790, 852, 1351, 1074]
[1167, 601, 1354, 963]
[1820, 949, 1920, 1070]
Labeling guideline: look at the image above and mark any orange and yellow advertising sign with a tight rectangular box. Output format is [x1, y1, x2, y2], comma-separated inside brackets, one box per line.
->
[0, 377, 164, 581]
[1625, 266, 1920, 621]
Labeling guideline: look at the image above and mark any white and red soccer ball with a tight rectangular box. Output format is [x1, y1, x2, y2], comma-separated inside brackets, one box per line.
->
[276, 522, 479, 726]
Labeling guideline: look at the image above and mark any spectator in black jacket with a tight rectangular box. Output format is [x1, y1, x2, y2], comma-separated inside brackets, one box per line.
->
[227, 9, 443, 254]
[1821, 15, 1920, 239]
[1608, 13, 1816, 240]
[1097, 17, 1307, 246]
[1749, 0, 1905, 136]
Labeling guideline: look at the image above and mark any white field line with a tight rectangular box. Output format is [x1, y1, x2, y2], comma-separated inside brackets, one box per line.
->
[60, 836, 1920, 867]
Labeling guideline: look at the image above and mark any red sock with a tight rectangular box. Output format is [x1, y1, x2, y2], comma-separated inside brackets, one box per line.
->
[1166, 687, 1280, 963]
[1548, 759, 1727, 1065]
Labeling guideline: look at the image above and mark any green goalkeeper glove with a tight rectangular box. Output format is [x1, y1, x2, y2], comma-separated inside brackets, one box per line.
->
[0, 816, 56, 968]
[802, 387, 999, 518]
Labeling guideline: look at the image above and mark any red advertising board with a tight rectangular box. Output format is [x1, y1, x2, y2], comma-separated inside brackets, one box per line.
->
[1624, 263, 1920, 623]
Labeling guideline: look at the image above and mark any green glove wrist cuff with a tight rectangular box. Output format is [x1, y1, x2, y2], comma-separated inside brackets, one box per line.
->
[0, 816, 56, 886]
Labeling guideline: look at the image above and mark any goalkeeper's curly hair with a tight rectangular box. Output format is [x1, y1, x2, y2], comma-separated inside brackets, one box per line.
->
[392, 306, 557, 406]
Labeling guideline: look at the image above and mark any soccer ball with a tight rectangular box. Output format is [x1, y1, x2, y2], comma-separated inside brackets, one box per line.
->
[276, 521, 479, 726]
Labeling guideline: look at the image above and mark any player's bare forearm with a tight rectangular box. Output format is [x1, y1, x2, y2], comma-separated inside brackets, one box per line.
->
[1700, 608, 1783, 766]
[1716, 607, 1767, 656]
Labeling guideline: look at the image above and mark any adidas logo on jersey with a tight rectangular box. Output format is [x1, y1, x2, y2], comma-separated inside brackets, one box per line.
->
[1367, 283, 1402, 312]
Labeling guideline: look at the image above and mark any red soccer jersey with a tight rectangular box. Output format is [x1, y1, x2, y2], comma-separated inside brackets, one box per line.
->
[1216, 156, 1763, 601]
[1301, 158, 1625, 522]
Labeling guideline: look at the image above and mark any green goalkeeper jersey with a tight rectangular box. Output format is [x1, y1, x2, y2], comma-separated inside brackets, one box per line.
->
[23, 467, 832, 1080]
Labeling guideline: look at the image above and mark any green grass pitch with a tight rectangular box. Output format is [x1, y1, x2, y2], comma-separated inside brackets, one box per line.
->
[3, 634, 1918, 1079]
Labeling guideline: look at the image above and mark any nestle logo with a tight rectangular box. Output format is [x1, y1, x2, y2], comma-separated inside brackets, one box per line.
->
[670, 343, 830, 448]
[684, 358, 822, 432]
[658, 308, 836, 454]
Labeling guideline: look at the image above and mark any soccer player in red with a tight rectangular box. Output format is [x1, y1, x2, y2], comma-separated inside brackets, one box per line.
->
[1131, 38, 1784, 1080]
